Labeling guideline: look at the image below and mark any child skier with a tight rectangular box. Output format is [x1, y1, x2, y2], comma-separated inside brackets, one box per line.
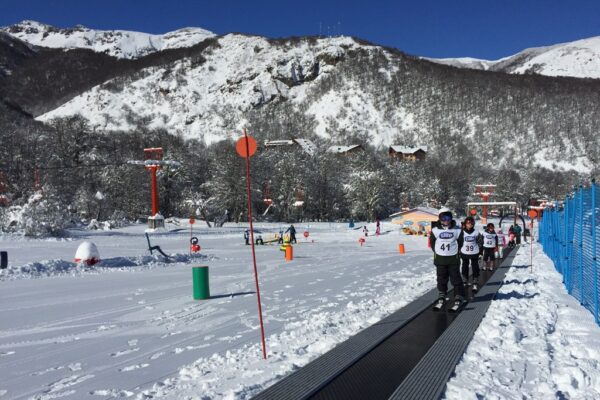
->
[460, 216, 482, 293]
[481, 222, 499, 270]
[430, 207, 467, 311]
[508, 225, 516, 248]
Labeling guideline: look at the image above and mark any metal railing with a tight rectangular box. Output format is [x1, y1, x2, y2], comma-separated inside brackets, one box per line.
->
[539, 181, 599, 324]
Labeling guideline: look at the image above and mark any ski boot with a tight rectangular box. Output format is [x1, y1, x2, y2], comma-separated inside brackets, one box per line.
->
[432, 294, 447, 311]
[449, 296, 467, 313]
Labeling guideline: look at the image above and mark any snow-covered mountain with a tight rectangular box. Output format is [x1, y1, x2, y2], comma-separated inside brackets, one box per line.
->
[1, 20, 215, 59]
[37, 34, 408, 146]
[22, 31, 599, 173]
[424, 56, 497, 71]
[428, 36, 600, 79]
[3, 21, 600, 174]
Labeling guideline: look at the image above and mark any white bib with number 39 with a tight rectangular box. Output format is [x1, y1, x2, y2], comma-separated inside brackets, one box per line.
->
[461, 231, 480, 255]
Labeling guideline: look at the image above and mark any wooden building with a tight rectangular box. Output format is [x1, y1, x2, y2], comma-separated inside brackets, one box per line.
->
[389, 146, 428, 162]
[389, 206, 439, 233]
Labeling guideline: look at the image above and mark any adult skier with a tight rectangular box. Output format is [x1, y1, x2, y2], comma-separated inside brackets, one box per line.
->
[481, 222, 499, 270]
[429, 207, 467, 312]
[460, 216, 482, 293]
[286, 224, 297, 244]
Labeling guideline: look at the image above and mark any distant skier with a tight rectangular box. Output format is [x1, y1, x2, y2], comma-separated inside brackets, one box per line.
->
[286, 224, 297, 244]
[513, 224, 522, 245]
[481, 223, 499, 270]
[460, 216, 482, 293]
[244, 229, 250, 245]
[278, 227, 284, 244]
[375, 218, 381, 236]
[430, 207, 466, 312]
[363, 225, 369, 237]
[508, 225, 516, 248]
[255, 233, 264, 245]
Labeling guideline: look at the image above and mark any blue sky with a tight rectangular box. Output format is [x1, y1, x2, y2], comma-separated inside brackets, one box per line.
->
[2, 0, 600, 59]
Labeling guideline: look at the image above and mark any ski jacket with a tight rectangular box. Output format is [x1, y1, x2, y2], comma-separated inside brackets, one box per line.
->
[430, 220, 463, 265]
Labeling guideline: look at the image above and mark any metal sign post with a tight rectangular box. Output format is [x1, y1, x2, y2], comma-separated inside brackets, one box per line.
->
[236, 129, 267, 360]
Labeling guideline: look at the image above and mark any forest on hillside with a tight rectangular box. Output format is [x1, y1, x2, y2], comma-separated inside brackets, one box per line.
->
[0, 113, 581, 236]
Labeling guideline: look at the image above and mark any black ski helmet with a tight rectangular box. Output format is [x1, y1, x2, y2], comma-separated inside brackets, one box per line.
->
[464, 216, 475, 225]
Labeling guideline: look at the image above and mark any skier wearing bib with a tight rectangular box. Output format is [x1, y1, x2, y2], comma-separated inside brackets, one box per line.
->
[460, 216, 482, 292]
[429, 207, 466, 311]
[481, 223, 499, 270]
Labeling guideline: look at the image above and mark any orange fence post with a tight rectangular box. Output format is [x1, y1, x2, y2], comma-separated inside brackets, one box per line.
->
[398, 243, 405, 254]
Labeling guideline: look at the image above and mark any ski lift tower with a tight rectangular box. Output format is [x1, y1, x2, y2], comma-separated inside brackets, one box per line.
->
[474, 184, 496, 225]
[130, 148, 180, 230]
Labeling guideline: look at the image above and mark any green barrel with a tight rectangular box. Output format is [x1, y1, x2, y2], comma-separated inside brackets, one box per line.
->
[192, 266, 210, 300]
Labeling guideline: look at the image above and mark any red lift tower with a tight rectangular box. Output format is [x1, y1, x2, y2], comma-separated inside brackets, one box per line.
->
[145, 148, 163, 229]
[474, 184, 496, 225]
[130, 148, 180, 230]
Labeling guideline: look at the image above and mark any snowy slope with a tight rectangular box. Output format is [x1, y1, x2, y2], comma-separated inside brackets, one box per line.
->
[428, 36, 600, 79]
[493, 37, 600, 78]
[2, 224, 598, 399]
[444, 244, 600, 399]
[36, 34, 412, 146]
[0, 222, 436, 399]
[423, 56, 497, 71]
[0, 20, 215, 59]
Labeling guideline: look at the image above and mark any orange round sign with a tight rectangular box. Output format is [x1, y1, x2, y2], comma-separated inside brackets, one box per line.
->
[236, 136, 257, 158]
[470, 208, 477, 216]
[189, 218, 196, 225]
[527, 209, 538, 219]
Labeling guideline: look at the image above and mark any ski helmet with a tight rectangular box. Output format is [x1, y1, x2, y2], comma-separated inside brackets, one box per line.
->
[487, 222, 495, 229]
[464, 216, 475, 225]
[438, 207, 453, 223]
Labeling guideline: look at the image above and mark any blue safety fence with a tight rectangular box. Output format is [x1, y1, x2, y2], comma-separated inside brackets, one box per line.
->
[539, 181, 599, 325]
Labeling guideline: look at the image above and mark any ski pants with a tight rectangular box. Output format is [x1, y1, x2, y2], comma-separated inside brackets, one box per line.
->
[461, 255, 480, 281]
[436, 263, 465, 298]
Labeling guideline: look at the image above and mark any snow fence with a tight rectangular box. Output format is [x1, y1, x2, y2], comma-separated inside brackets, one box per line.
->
[539, 181, 600, 325]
